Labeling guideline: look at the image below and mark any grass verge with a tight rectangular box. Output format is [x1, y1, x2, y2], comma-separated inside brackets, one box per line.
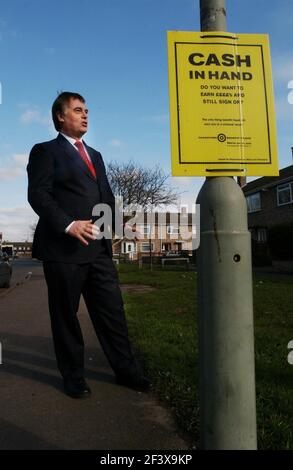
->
[118, 264, 293, 450]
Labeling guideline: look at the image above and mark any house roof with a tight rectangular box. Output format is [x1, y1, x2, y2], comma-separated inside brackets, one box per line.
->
[242, 165, 293, 195]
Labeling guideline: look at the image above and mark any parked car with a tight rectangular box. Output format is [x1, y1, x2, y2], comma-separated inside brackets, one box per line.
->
[0, 250, 12, 288]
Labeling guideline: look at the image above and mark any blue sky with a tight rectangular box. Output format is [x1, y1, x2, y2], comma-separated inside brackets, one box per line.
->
[0, 0, 292, 241]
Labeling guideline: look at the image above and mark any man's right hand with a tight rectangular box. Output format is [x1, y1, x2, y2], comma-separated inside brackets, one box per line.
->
[67, 220, 100, 246]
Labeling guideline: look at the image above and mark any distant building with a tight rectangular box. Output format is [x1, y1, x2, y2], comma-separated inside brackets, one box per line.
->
[1, 241, 33, 258]
[112, 211, 197, 261]
[242, 164, 293, 242]
[1, 211, 198, 262]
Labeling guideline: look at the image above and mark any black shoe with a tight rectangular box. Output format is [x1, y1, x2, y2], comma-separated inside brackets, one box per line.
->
[116, 372, 152, 393]
[63, 377, 91, 399]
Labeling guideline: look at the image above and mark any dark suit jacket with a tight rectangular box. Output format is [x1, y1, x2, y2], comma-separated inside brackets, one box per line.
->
[27, 133, 115, 262]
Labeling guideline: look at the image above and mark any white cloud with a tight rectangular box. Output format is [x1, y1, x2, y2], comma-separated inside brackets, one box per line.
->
[12, 154, 29, 167]
[0, 153, 29, 180]
[20, 109, 41, 124]
[272, 56, 293, 84]
[20, 107, 55, 135]
[108, 139, 124, 147]
[20, 108, 50, 126]
[0, 18, 19, 41]
[0, 205, 37, 242]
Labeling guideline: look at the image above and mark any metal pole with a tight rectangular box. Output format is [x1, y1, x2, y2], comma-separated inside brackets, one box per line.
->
[197, 0, 257, 450]
[237, 176, 247, 188]
[200, 0, 227, 31]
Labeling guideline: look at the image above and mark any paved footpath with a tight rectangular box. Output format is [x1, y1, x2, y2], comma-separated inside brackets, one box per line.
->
[0, 265, 189, 450]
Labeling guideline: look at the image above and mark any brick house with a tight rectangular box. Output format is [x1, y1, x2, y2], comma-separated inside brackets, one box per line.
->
[1, 241, 33, 258]
[242, 164, 293, 242]
[12, 241, 33, 257]
[112, 211, 197, 261]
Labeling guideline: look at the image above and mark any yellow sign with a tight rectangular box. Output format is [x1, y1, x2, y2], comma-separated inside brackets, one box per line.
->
[167, 31, 279, 176]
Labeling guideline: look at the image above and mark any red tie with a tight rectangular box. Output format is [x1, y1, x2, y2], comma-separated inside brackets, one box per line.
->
[74, 140, 97, 179]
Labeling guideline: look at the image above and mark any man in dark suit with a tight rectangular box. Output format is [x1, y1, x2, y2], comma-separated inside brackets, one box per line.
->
[27, 91, 150, 398]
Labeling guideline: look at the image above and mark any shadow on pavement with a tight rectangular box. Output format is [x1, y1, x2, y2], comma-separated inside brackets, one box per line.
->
[0, 331, 114, 394]
[0, 419, 61, 450]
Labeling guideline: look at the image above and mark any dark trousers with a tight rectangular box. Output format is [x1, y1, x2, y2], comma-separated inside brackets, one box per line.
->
[43, 255, 138, 379]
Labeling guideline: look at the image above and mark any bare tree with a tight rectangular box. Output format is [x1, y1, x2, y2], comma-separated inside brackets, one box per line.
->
[106, 161, 180, 210]
[107, 161, 182, 269]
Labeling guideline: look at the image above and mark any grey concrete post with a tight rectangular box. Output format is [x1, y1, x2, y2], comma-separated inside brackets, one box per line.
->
[196, 0, 257, 450]
[200, 0, 227, 31]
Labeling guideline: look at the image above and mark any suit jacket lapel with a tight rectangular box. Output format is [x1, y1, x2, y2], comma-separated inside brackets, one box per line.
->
[57, 133, 96, 182]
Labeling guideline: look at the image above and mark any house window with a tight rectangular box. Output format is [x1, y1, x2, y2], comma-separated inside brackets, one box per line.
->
[277, 183, 293, 206]
[141, 242, 154, 252]
[167, 225, 180, 235]
[122, 242, 135, 253]
[162, 243, 171, 251]
[246, 193, 261, 213]
[257, 228, 267, 242]
[140, 225, 151, 236]
[127, 243, 136, 252]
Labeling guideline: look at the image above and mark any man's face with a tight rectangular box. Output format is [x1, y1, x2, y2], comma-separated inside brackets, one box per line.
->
[57, 98, 88, 138]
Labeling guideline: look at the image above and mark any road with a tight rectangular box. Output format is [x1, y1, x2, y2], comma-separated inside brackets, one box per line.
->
[0, 258, 189, 450]
[0, 258, 41, 294]
[11, 258, 43, 283]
